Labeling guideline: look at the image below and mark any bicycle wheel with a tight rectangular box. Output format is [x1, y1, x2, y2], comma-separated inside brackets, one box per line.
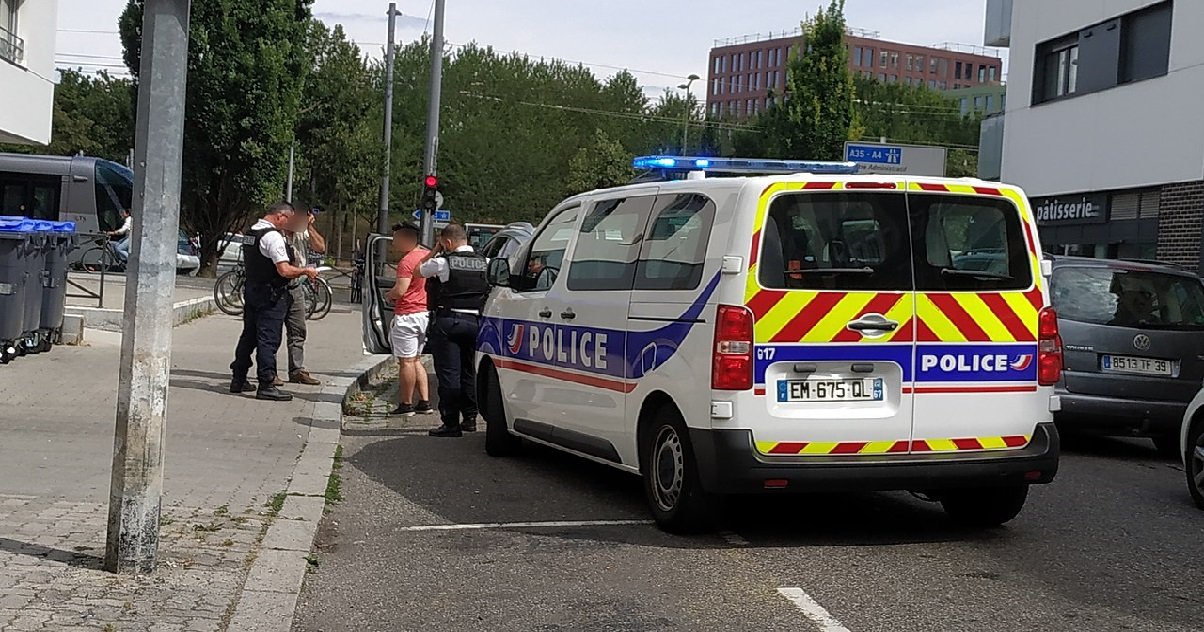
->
[214, 270, 245, 316]
[78, 246, 111, 273]
[309, 278, 334, 321]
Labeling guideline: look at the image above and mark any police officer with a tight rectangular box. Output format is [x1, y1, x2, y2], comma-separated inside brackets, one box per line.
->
[417, 223, 490, 437]
[230, 202, 319, 402]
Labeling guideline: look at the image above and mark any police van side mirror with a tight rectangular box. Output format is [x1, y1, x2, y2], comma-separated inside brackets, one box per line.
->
[487, 257, 511, 287]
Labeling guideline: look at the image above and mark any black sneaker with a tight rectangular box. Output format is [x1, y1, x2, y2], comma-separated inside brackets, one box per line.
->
[414, 401, 435, 415]
[428, 424, 463, 438]
[230, 380, 255, 394]
[460, 418, 478, 433]
[391, 403, 416, 417]
[256, 386, 294, 402]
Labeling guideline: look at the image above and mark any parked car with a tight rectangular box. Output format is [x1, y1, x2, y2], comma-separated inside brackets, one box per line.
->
[1180, 389, 1204, 508]
[1049, 257, 1204, 454]
[177, 231, 200, 274]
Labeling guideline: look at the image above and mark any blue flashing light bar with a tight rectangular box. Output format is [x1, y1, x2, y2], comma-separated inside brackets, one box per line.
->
[632, 155, 859, 175]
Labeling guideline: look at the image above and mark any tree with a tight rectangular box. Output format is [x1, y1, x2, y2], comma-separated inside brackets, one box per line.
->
[0, 70, 135, 160]
[565, 129, 634, 195]
[120, 0, 315, 276]
[773, 0, 856, 160]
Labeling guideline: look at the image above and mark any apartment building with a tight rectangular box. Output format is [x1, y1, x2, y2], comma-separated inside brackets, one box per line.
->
[705, 29, 1003, 120]
[0, 0, 58, 145]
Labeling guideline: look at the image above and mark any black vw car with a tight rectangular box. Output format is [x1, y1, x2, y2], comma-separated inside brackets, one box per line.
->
[1049, 257, 1204, 454]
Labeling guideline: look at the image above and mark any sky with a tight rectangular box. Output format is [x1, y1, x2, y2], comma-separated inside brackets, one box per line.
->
[55, 0, 1001, 95]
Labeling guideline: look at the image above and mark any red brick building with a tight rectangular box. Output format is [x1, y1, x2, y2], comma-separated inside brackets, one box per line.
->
[706, 29, 1004, 120]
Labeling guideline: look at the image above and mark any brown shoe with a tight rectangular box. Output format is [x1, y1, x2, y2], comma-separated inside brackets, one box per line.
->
[290, 370, 321, 386]
[272, 375, 284, 387]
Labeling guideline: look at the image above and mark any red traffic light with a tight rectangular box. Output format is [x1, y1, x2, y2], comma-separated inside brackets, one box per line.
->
[423, 175, 439, 189]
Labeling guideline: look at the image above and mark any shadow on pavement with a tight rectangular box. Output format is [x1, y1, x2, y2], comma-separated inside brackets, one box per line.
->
[348, 431, 994, 550]
[0, 538, 103, 570]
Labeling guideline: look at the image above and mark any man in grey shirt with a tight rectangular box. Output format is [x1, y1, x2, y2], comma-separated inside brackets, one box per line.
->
[280, 207, 327, 386]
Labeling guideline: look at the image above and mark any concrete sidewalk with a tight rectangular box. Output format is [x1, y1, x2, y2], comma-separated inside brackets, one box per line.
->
[0, 303, 370, 631]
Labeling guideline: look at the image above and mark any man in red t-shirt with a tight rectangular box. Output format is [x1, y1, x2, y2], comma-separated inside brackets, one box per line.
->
[386, 222, 433, 416]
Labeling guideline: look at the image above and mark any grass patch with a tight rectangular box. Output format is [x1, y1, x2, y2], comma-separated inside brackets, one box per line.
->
[159, 516, 175, 526]
[324, 444, 344, 505]
[214, 505, 229, 517]
[221, 538, 235, 547]
[266, 491, 287, 517]
[192, 522, 222, 533]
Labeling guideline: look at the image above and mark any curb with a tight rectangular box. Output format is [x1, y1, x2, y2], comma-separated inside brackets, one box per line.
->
[65, 295, 218, 336]
[225, 353, 394, 632]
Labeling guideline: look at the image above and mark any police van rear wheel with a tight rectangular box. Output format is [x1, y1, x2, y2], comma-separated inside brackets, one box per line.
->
[641, 407, 713, 534]
[939, 484, 1028, 527]
[481, 364, 520, 457]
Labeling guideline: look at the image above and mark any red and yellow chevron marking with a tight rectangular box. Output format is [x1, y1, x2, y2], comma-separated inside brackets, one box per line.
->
[744, 179, 1048, 344]
[754, 435, 1031, 456]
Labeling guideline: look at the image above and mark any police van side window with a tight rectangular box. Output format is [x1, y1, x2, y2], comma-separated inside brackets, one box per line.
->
[566, 196, 656, 292]
[910, 195, 1032, 292]
[634, 193, 716, 291]
[514, 206, 579, 293]
[758, 193, 912, 291]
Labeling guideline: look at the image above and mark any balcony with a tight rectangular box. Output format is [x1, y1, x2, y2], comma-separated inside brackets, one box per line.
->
[985, 0, 1012, 48]
[0, 25, 24, 66]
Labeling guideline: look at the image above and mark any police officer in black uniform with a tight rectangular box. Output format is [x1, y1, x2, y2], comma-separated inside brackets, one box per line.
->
[230, 202, 319, 401]
[417, 223, 490, 437]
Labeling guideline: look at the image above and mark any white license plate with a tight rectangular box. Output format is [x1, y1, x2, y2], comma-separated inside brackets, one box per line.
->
[777, 378, 884, 403]
[1101, 355, 1173, 376]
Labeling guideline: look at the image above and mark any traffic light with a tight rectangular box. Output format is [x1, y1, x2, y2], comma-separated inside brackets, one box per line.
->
[420, 174, 439, 215]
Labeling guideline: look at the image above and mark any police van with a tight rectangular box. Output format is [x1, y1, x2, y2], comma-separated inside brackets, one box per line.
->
[475, 156, 1062, 533]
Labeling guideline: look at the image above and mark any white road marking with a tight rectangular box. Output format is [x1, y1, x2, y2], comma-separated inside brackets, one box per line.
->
[777, 587, 852, 632]
[395, 519, 653, 532]
[719, 530, 750, 546]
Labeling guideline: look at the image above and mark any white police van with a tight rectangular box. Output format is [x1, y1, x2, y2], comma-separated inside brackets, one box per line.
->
[476, 156, 1062, 533]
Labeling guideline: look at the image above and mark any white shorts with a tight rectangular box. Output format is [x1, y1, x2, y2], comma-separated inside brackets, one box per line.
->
[390, 313, 429, 358]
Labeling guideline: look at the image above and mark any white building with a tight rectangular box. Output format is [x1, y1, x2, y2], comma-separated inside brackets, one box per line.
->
[0, 0, 58, 145]
[986, 0, 1204, 272]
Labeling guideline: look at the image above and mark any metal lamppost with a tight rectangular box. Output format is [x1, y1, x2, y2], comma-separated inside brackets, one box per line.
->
[677, 73, 700, 154]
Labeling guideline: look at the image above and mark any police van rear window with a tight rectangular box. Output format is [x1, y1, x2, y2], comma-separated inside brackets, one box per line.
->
[758, 192, 1032, 292]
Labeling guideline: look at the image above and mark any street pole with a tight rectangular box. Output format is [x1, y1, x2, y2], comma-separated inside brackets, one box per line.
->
[677, 74, 699, 154]
[420, 0, 446, 246]
[105, 0, 191, 575]
[286, 144, 295, 203]
[378, 3, 399, 236]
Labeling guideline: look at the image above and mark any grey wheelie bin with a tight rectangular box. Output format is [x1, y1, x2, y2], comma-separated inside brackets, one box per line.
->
[20, 220, 53, 354]
[0, 217, 33, 363]
[39, 221, 76, 350]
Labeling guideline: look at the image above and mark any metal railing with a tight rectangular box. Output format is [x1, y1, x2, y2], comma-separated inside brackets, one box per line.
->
[714, 26, 883, 48]
[0, 25, 24, 66]
[931, 42, 1003, 59]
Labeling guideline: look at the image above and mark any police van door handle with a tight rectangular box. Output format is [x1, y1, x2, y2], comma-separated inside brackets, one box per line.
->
[847, 314, 899, 333]
[560, 309, 577, 320]
[539, 308, 553, 319]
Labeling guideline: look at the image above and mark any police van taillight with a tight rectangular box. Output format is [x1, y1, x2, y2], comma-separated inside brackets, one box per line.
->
[1037, 307, 1063, 386]
[712, 305, 754, 391]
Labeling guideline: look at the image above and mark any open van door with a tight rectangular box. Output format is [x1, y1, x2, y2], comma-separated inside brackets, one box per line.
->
[361, 234, 394, 354]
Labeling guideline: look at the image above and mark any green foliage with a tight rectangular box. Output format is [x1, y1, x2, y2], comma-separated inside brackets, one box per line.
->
[0, 70, 134, 160]
[565, 129, 635, 196]
[120, 0, 315, 275]
[760, 0, 856, 160]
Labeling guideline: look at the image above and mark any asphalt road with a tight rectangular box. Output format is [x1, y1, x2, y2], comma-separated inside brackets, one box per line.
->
[293, 423, 1204, 632]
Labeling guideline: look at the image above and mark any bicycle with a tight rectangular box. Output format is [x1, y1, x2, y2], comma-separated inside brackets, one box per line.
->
[213, 263, 246, 316]
[303, 267, 335, 321]
[76, 237, 126, 273]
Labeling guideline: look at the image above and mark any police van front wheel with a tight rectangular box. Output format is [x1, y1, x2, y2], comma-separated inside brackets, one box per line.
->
[481, 363, 521, 457]
[641, 407, 714, 534]
[938, 485, 1029, 527]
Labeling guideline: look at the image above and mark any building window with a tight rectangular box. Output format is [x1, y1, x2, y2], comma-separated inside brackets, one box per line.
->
[880, 51, 888, 67]
[938, 58, 948, 77]
[906, 54, 914, 71]
[989, 66, 997, 82]
[853, 46, 862, 66]
[862, 70, 871, 79]
[928, 79, 937, 89]
[1036, 39, 1079, 102]
[978, 65, 987, 82]
[1120, 1, 1172, 84]
[888, 74, 897, 84]
[713, 56, 722, 74]
[955, 61, 963, 79]
[890, 52, 899, 68]
[974, 96, 986, 109]
[930, 57, 939, 74]
[985, 95, 993, 110]
[939, 81, 947, 90]
[878, 73, 886, 82]
[959, 98, 969, 115]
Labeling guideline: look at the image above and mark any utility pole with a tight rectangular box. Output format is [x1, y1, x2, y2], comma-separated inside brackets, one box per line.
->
[286, 144, 295, 203]
[378, 3, 399, 237]
[105, 0, 191, 575]
[420, 0, 446, 246]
